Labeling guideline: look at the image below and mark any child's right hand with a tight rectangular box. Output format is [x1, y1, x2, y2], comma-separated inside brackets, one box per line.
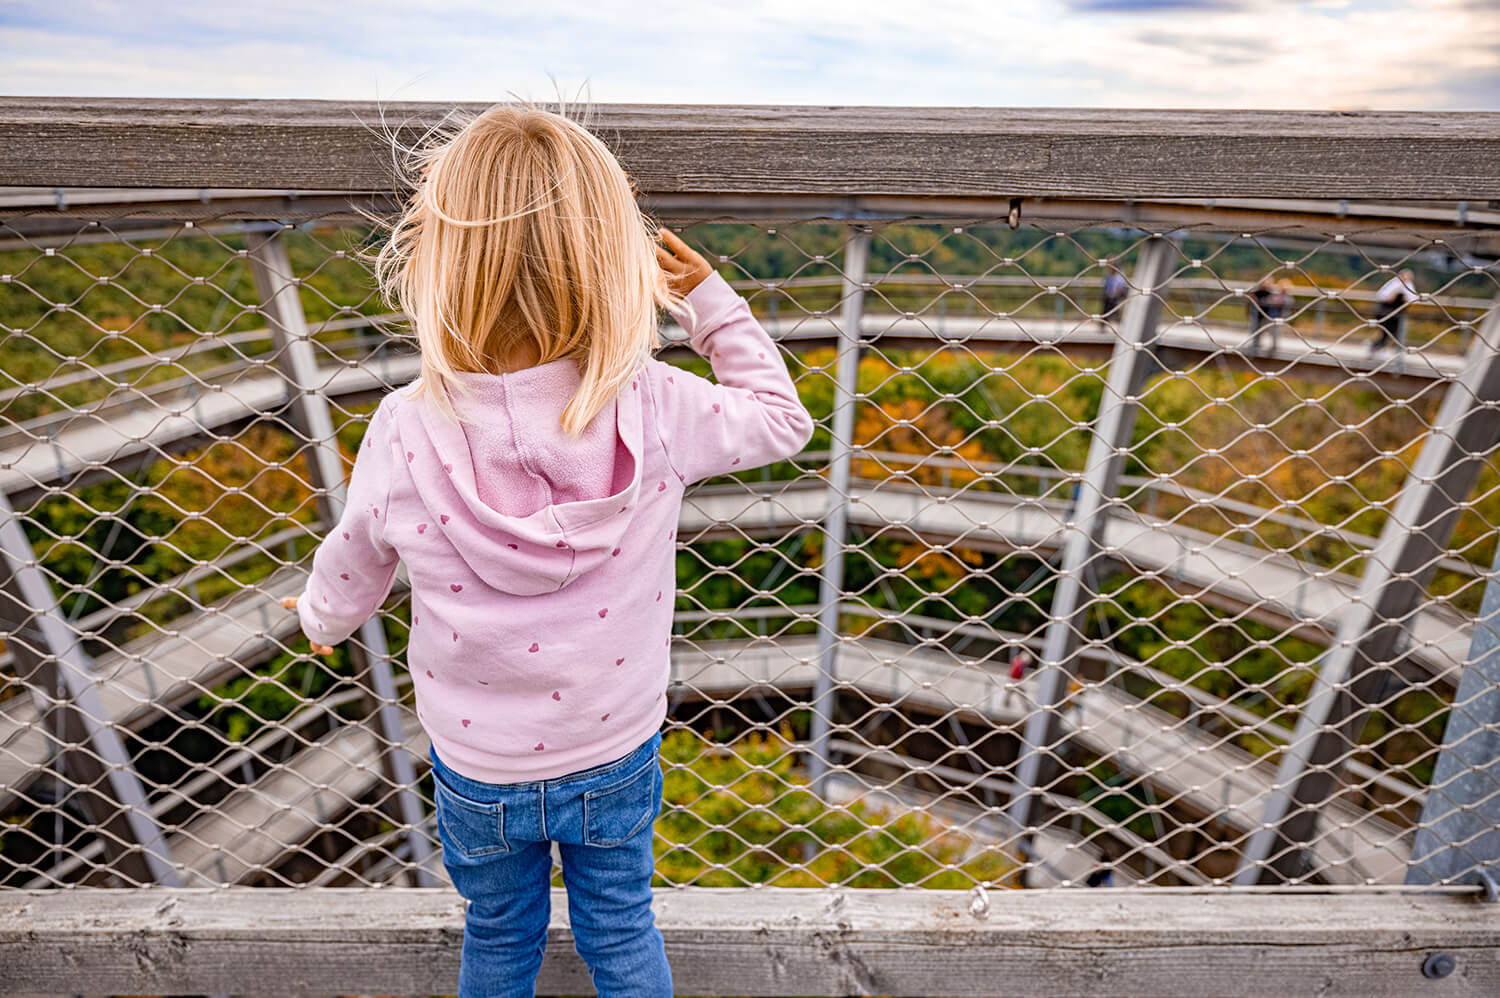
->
[655, 228, 714, 297]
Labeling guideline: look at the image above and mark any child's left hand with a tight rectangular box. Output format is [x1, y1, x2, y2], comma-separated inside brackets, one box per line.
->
[281, 596, 336, 656]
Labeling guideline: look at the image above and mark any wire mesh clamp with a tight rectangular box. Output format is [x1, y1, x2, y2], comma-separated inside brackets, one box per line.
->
[1473, 866, 1500, 903]
[1007, 198, 1023, 230]
[968, 883, 991, 920]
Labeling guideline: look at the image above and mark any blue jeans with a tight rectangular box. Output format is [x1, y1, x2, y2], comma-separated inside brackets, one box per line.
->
[429, 729, 671, 998]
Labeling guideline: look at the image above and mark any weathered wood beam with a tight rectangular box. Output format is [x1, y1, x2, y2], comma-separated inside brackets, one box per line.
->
[2, 98, 1500, 199]
[1, 887, 1496, 996]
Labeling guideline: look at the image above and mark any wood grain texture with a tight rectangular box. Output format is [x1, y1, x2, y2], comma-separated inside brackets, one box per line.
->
[3, 97, 1500, 199]
[1, 887, 1496, 996]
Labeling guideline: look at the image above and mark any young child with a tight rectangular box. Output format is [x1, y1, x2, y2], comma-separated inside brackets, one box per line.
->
[280, 103, 813, 997]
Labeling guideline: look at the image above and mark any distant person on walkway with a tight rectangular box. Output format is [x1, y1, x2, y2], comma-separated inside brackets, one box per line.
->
[1247, 277, 1272, 353]
[1086, 844, 1119, 887]
[1251, 277, 1292, 355]
[281, 103, 813, 998]
[1369, 268, 1417, 355]
[1101, 267, 1127, 324]
[1005, 648, 1032, 710]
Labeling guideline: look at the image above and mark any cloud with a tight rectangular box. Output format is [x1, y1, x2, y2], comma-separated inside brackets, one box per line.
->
[0, 0, 1498, 110]
[1063, 0, 1246, 10]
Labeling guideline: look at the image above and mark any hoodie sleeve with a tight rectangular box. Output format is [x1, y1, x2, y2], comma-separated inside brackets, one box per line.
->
[296, 394, 401, 648]
[644, 270, 815, 485]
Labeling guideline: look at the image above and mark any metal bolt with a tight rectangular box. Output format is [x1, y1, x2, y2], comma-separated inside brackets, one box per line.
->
[1421, 953, 1455, 980]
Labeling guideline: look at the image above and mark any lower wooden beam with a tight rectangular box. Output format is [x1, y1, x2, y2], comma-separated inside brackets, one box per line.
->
[2, 887, 1497, 996]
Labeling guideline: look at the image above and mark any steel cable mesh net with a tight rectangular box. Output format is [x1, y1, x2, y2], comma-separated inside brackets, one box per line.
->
[0, 201, 1496, 892]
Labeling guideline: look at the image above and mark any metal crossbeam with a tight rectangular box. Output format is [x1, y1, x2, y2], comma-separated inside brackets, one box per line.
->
[1237, 299, 1500, 884]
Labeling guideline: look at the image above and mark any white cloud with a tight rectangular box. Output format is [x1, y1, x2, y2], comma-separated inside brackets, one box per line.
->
[0, 0, 1495, 109]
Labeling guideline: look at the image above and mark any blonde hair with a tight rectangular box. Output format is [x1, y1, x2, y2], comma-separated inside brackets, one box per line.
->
[359, 96, 691, 435]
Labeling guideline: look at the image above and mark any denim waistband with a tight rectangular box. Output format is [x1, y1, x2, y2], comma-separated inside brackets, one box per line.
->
[430, 729, 662, 796]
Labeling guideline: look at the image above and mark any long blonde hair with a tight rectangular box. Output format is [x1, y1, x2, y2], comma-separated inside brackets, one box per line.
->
[360, 97, 691, 435]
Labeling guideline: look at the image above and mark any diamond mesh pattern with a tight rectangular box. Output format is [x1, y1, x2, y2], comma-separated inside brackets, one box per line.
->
[1, 198, 1497, 892]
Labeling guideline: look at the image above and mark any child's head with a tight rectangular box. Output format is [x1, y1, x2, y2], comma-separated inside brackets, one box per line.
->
[368, 99, 686, 435]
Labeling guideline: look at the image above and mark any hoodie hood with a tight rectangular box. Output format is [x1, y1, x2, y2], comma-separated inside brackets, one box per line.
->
[391, 360, 644, 596]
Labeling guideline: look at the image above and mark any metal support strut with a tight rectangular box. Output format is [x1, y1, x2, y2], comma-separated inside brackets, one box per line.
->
[807, 225, 871, 801]
[1239, 296, 1500, 884]
[0, 491, 181, 886]
[1004, 235, 1178, 878]
[247, 229, 436, 886]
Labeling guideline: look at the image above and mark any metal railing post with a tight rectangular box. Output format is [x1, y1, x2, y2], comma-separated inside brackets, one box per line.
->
[807, 225, 871, 801]
[1004, 235, 1177, 876]
[1406, 529, 1500, 887]
[246, 228, 435, 886]
[0, 491, 180, 886]
[1237, 297, 1500, 884]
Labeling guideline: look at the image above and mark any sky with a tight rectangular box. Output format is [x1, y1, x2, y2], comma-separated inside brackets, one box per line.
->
[3, 0, 1499, 110]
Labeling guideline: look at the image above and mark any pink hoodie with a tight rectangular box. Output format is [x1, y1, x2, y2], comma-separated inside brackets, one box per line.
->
[296, 271, 814, 783]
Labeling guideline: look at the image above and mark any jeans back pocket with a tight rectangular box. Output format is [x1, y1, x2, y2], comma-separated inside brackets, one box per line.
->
[434, 772, 510, 860]
[582, 753, 661, 848]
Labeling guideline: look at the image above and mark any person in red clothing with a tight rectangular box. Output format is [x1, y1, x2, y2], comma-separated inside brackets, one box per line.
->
[1005, 648, 1032, 711]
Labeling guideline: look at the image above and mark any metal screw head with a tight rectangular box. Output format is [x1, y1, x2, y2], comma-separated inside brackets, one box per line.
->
[1421, 953, 1456, 980]
[968, 884, 990, 920]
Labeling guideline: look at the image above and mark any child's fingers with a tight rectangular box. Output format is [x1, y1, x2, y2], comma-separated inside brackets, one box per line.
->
[658, 227, 693, 258]
[280, 596, 298, 610]
[655, 247, 686, 275]
[312, 642, 336, 656]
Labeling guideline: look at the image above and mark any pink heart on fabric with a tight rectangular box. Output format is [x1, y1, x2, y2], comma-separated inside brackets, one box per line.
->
[477, 679, 488, 685]
[450, 583, 463, 593]
[442, 463, 452, 474]
[440, 514, 450, 524]
[461, 718, 471, 728]
[533, 742, 545, 751]
[552, 690, 561, 701]
[601, 713, 610, 721]
[732, 458, 741, 465]
[321, 595, 328, 604]
[713, 404, 721, 413]
[657, 481, 666, 492]
[426, 670, 434, 678]
[342, 532, 350, 540]
[452, 631, 458, 642]
[611, 547, 621, 557]
[507, 543, 518, 550]
[406, 451, 414, 462]
[417, 523, 428, 534]
[415, 614, 420, 625]
[528, 642, 539, 653]
[340, 573, 350, 580]
[758, 352, 765, 359]
[667, 376, 674, 383]
[656, 591, 662, 601]
[598, 607, 608, 618]
[615, 657, 625, 665]
[372, 508, 380, 518]
[555, 540, 566, 548]
[632, 381, 638, 391]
